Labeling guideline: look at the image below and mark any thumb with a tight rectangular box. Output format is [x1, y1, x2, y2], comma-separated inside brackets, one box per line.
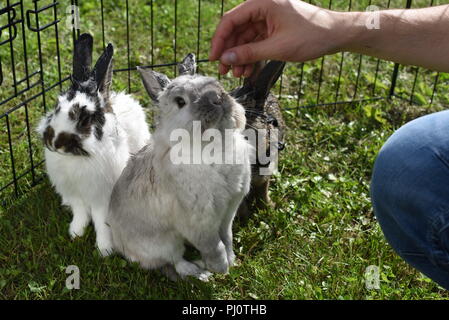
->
[219, 39, 276, 66]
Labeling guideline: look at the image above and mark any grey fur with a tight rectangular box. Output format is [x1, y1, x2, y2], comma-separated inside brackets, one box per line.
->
[137, 67, 171, 102]
[108, 54, 251, 280]
[178, 53, 197, 76]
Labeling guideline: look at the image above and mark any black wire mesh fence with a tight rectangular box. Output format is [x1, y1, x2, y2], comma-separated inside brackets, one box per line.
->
[1, 0, 448, 207]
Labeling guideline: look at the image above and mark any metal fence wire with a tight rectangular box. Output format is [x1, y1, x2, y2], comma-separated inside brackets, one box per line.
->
[0, 0, 448, 206]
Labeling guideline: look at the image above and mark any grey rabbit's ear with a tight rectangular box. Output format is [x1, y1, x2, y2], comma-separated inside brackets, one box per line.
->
[246, 60, 286, 102]
[137, 67, 171, 102]
[92, 43, 114, 99]
[73, 33, 94, 82]
[178, 53, 196, 76]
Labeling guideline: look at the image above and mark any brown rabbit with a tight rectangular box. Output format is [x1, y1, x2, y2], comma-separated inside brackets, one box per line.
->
[230, 61, 286, 219]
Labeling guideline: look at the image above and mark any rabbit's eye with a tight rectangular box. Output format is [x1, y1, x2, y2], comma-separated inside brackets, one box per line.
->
[79, 114, 91, 128]
[175, 97, 186, 108]
[78, 106, 91, 128]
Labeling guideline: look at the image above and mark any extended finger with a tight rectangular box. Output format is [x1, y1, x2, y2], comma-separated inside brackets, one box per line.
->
[219, 62, 231, 75]
[209, 0, 265, 61]
[243, 64, 254, 78]
[232, 65, 245, 78]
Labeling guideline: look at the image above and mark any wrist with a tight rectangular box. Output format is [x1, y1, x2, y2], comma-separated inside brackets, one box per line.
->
[330, 10, 373, 54]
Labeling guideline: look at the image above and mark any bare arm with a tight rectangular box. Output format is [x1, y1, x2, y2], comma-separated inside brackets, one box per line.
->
[209, 0, 449, 77]
[339, 5, 449, 72]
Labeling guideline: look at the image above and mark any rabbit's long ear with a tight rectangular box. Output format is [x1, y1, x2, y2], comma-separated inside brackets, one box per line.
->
[73, 33, 94, 82]
[253, 61, 285, 102]
[243, 61, 266, 88]
[178, 53, 196, 76]
[137, 67, 171, 102]
[92, 43, 114, 99]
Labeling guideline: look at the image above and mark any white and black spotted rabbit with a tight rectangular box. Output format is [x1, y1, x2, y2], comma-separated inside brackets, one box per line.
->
[37, 34, 150, 256]
[108, 53, 252, 280]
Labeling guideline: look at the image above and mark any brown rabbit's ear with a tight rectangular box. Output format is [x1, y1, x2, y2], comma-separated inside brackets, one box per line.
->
[137, 67, 171, 102]
[251, 60, 285, 101]
[73, 33, 94, 82]
[243, 61, 266, 88]
[178, 53, 196, 76]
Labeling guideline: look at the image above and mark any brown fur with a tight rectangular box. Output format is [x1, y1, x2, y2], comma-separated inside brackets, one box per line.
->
[54, 132, 89, 156]
[238, 93, 286, 219]
[231, 61, 286, 220]
[43, 126, 55, 150]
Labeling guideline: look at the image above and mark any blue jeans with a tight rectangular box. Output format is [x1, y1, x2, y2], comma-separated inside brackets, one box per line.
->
[371, 110, 449, 290]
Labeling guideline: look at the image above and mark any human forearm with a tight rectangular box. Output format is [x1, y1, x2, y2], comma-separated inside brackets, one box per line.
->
[335, 5, 449, 72]
[210, 0, 449, 77]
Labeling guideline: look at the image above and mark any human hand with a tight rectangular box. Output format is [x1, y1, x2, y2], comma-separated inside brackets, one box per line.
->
[209, 0, 346, 77]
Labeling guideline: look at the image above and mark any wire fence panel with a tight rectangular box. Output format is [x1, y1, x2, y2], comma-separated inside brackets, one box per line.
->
[0, 0, 448, 207]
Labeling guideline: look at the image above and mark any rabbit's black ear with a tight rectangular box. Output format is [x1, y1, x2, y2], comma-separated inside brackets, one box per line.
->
[92, 43, 114, 99]
[137, 67, 171, 102]
[247, 61, 285, 102]
[178, 53, 196, 76]
[243, 61, 266, 88]
[73, 33, 94, 82]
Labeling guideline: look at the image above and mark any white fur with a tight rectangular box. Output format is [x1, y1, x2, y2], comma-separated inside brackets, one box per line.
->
[39, 91, 150, 256]
[108, 75, 252, 280]
[112, 92, 151, 153]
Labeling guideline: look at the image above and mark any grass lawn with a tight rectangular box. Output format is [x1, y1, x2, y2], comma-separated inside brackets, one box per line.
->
[1, 0, 449, 299]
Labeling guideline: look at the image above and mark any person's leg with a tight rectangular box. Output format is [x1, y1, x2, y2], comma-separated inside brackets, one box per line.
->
[371, 110, 449, 290]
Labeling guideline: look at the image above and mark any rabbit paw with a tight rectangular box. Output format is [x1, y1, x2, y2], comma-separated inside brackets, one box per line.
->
[175, 260, 212, 282]
[204, 254, 229, 274]
[97, 243, 113, 257]
[69, 219, 89, 239]
[96, 233, 113, 257]
[191, 260, 214, 281]
[197, 271, 213, 282]
[227, 251, 236, 267]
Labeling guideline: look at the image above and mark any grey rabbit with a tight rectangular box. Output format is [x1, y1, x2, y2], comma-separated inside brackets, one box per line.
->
[107, 53, 252, 280]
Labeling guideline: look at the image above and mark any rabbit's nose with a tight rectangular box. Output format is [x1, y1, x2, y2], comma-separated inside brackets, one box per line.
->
[200, 91, 222, 107]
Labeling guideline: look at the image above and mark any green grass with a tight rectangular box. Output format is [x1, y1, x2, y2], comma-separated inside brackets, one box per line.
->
[1, 0, 449, 299]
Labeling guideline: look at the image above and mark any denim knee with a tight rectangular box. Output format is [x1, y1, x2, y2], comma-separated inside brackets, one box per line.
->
[371, 111, 449, 288]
